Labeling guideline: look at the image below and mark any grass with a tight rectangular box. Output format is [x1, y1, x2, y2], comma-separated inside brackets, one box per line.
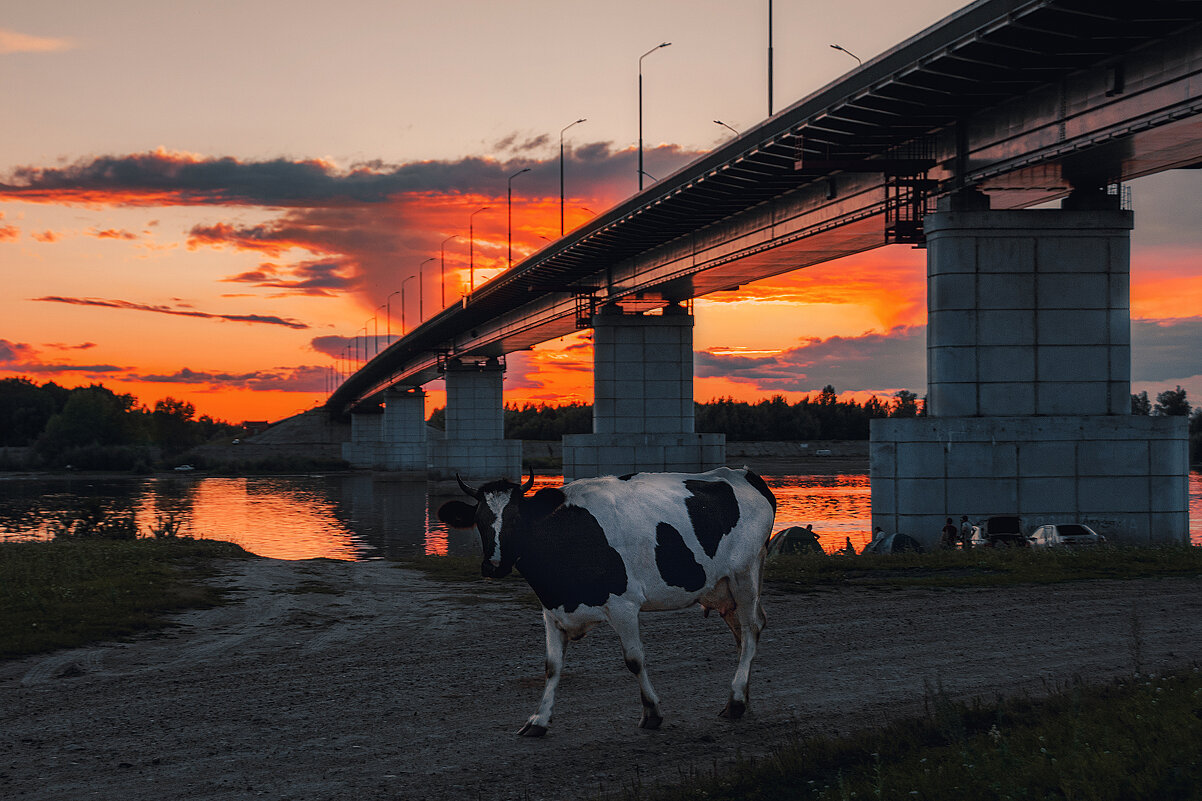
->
[614, 669, 1202, 801]
[396, 546, 1202, 595]
[0, 537, 253, 660]
[764, 545, 1202, 592]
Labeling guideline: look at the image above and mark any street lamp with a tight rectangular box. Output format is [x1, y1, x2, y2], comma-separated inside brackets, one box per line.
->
[440, 234, 458, 309]
[714, 119, 739, 137]
[419, 257, 434, 323]
[469, 206, 490, 296]
[386, 290, 400, 342]
[639, 41, 671, 191]
[400, 275, 416, 334]
[508, 167, 530, 268]
[364, 318, 375, 359]
[768, 0, 774, 116]
[830, 43, 862, 66]
[560, 118, 586, 236]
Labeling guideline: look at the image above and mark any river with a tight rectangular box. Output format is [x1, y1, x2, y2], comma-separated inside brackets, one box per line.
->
[1, 470, 1199, 558]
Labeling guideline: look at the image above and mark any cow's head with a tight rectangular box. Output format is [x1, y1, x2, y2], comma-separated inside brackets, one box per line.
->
[438, 469, 535, 579]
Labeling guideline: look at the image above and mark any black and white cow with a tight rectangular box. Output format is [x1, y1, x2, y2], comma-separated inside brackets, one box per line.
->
[438, 466, 777, 737]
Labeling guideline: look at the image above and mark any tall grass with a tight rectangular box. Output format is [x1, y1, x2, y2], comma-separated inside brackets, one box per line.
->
[0, 537, 252, 659]
[765, 545, 1202, 591]
[615, 669, 1202, 801]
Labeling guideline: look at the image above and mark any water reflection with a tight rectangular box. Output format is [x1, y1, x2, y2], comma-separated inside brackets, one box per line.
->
[0, 469, 1198, 559]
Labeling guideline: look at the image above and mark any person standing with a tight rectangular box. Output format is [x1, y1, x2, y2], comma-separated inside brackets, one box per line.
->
[959, 515, 974, 550]
[940, 517, 958, 549]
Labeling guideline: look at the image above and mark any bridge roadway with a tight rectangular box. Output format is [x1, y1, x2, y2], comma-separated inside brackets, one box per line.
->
[329, 0, 1202, 414]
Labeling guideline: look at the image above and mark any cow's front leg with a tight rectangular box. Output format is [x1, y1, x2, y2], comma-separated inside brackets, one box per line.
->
[607, 600, 663, 730]
[518, 610, 566, 737]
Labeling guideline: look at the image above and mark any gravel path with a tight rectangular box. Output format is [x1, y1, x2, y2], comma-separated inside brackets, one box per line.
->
[3, 559, 1201, 800]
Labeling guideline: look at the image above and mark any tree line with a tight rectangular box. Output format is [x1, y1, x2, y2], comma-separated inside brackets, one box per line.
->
[0, 378, 242, 470]
[427, 386, 925, 441]
[431, 384, 1200, 461]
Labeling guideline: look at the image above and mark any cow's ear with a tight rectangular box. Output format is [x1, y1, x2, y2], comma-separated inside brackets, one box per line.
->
[438, 500, 478, 529]
[522, 487, 565, 523]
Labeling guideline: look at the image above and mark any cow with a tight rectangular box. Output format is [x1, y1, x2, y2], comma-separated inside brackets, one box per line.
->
[438, 466, 777, 737]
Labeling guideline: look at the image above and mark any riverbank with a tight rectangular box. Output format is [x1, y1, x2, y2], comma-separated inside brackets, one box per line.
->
[3, 557, 1201, 800]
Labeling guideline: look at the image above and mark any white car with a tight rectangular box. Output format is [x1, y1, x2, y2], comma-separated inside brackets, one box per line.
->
[1027, 523, 1103, 549]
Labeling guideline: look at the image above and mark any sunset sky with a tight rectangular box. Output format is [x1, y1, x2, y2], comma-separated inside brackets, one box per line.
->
[2, 1, 1199, 424]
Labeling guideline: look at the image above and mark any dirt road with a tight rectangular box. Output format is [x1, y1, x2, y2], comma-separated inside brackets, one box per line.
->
[3, 559, 1201, 801]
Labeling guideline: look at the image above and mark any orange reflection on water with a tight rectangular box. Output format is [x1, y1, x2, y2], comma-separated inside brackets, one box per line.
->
[162, 478, 363, 561]
[760, 473, 873, 554]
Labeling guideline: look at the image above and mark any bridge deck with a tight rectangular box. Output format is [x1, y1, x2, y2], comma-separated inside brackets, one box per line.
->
[330, 0, 1202, 413]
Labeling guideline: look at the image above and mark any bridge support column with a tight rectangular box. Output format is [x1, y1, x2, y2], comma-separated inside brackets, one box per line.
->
[563, 304, 724, 481]
[870, 192, 1189, 546]
[341, 405, 383, 468]
[378, 388, 428, 475]
[429, 358, 521, 481]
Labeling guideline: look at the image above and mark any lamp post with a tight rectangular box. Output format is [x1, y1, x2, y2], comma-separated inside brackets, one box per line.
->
[365, 318, 375, 359]
[768, 0, 774, 116]
[419, 257, 434, 323]
[830, 43, 861, 66]
[357, 326, 367, 366]
[439, 234, 458, 309]
[400, 275, 416, 334]
[560, 118, 586, 236]
[508, 168, 530, 268]
[639, 42, 671, 191]
[469, 206, 490, 296]
[386, 290, 400, 342]
[714, 119, 739, 137]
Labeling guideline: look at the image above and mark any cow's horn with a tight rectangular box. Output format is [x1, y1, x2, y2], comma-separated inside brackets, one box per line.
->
[456, 473, 480, 499]
[520, 466, 535, 494]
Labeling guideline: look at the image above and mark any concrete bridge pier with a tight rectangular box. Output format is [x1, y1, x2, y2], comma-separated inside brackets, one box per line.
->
[378, 388, 428, 475]
[342, 404, 382, 468]
[429, 357, 521, 481]
[870, 191, 1189, 546]
[563, 303, 724, 481]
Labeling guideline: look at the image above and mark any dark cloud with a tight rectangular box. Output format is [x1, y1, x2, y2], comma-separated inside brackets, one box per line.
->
[1132, 317, 1202, 381]
[696, 326, 927, 394]
[222, 259, 357, 297]
[135, 365, 331, 392]
[44, 342, 98, 350]
[0, 143, 698, 210]
[0, 339, 36, 364]
[0, 338, 124, 376]
[31, 296, 309, 329]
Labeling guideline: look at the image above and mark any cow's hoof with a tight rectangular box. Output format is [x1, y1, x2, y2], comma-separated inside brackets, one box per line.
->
[719, 699, 746, 720]
[517, 721, 548, 737]
[639, 712, 663, 730]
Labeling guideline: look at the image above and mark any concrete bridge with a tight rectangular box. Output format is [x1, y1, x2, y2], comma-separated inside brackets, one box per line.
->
[328, 0, 1198, 545]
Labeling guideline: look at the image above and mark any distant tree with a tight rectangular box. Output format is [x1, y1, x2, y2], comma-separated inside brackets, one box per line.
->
[1131, 390, 1152, 415]
[0, 378, 56, 446]
[1190, 408, 1202, 464]
[149, 397, 202, 455]
[1153, 385, 1191, 417]
[36, 385, 142, 458]
[890, 390, 921, 418]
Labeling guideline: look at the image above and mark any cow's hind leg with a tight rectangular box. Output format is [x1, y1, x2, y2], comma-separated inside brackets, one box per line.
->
[608, 600, 663, 730]
[518, 610, 566, 737]
[720, 562, 767, 720]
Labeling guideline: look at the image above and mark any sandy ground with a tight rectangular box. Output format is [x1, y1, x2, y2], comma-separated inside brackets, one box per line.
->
[3, 559, 1202, 801]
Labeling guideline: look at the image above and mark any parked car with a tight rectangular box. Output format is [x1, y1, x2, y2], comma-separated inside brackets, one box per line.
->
[1027, 523, 1104, 549]
[970, 515, 1029, 548]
